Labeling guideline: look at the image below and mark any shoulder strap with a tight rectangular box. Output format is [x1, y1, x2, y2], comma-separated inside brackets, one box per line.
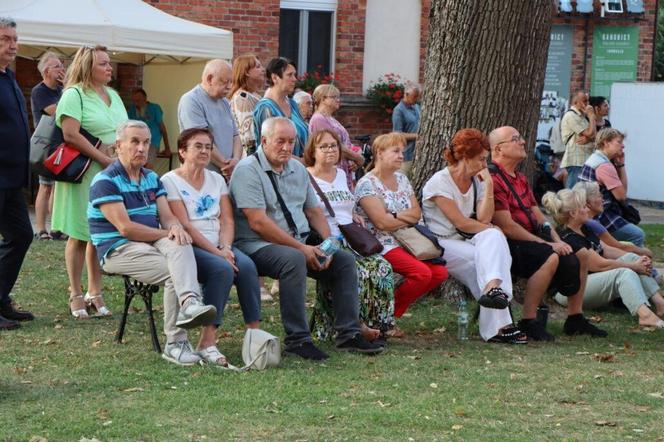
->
[489, 164, 539, 229]
[307, 173, 336, 218]
[253, 153, 299, 236]
[470, 177, 478, 219]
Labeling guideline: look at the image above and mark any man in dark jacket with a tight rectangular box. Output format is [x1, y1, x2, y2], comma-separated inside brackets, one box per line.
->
[0, 17, 35, 329]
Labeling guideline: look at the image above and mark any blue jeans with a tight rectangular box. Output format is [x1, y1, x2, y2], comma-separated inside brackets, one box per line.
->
[565, 166, 582, 189]
[611, 223, 645, 248]
[193, 246, 261, 326]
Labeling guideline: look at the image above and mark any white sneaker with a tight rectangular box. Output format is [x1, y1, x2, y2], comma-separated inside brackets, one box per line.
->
[175, 297, 216, 329]
[162, 340, 201, 366]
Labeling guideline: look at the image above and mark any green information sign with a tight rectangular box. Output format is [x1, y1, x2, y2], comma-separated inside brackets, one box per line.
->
[591, 26, 639, 99]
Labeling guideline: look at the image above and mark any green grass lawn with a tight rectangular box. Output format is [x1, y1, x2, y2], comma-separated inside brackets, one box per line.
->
[2, 231, 664, 441]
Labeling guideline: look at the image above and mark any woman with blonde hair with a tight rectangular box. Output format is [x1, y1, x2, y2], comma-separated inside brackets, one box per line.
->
[542, 188, 664, 328]
[309, 83, 364, 191]
[355, 132, 448, 324]
[304, 129, 394, 341]
[52, 45, 127, 318]
[579, 128, 644, 246]
[229, 54, 264, 156]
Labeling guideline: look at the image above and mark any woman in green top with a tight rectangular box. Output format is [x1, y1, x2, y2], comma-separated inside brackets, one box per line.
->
[52, 45, 128, 319]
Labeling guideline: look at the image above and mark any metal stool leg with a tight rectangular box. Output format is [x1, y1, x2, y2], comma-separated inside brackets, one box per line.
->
[141, 285, 162, 353]
[116, 276, 136, 344]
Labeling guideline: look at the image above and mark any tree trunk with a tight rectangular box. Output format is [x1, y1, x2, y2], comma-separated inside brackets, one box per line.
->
[411, 0, 553, 194]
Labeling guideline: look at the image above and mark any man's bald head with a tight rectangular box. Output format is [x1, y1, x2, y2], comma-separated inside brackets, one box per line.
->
[201, 59, 233, 99]
[488, 126, 514, 150]
[489, 125, 526, 166]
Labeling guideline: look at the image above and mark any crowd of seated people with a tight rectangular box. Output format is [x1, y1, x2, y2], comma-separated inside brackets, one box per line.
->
[6, 21, 663, 368]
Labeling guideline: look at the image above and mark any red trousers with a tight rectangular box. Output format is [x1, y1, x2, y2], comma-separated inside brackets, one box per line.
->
[384, 247, 448, 318]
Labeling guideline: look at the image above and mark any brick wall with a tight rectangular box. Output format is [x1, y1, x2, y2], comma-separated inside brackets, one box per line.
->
[552, 0, 658, 93]
[145, 0, 279, 63]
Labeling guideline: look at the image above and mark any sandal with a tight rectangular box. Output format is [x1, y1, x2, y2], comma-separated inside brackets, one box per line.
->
[50, 231, 68, 241]
[488, 324, 528, 345]
[478, 287, 509, 310]
[360, 323, 381, 342]
[84, 292, 112, 317]
[35, 230, 51, 240]
[197, 346, 228, 367]
[69, 294, 90, 320]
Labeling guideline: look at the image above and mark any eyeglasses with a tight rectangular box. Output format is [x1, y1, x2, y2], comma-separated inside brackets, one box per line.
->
[496, 135, 524, 145]
[317, 143, 339, 152]
[190, 143, 213, 152]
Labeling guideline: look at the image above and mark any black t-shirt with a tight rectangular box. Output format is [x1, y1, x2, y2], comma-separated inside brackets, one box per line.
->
[30, 82, 62, 127]
[558, 225, 604, 256]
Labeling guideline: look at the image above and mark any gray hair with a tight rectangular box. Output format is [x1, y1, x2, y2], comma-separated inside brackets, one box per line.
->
[596, 127, 625, 150]
[573, 181, 601, 201]
[0, 17, 16, 29]
[37, 51, 61, 75]
[293, 90, 312, 105]
[116, 120, 150, 142]
[261, 117, 295, 139]
[404, 83, 421, 95]
[541, 188, 585, 226]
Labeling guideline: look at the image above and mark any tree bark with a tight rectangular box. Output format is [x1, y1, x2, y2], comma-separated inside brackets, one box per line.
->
[411, 0, 554, 194]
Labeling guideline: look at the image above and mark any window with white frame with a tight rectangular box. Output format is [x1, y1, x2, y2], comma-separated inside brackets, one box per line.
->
[279, 0, 337, 75]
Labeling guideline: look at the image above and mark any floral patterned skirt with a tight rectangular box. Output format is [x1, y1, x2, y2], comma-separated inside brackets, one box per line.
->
[311, 249, 395, 341]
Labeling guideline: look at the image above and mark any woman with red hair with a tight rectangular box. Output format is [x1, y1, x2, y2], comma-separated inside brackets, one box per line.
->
[422, 128, 525, 344]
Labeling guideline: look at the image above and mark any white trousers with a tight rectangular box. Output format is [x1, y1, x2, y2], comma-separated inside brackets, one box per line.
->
[439, 228, 514, 340]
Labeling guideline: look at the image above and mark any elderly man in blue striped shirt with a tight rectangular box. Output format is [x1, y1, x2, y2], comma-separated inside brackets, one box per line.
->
[88, 120, 216, 366]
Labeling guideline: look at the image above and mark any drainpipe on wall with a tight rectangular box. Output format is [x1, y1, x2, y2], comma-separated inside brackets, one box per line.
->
[652, 2, 660, 81]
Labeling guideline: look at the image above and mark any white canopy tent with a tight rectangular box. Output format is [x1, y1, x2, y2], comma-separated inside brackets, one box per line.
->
[2, 0, 233, 63]
[2, 0, 234, 174]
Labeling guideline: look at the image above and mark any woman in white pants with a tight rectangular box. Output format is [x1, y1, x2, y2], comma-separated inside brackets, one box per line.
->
[422, 128, 525, 343]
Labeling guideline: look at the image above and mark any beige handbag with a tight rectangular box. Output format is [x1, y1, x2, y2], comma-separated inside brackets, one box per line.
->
[241, 328, 281, 370]
[392, 225, 443, 261]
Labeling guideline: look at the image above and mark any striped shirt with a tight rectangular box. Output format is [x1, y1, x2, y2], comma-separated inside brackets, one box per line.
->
[88, 160, 166, 261]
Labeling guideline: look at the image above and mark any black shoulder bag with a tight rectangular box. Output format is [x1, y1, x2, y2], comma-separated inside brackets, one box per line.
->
[488, 163, 553, 241]
[455, 178, 479, 240]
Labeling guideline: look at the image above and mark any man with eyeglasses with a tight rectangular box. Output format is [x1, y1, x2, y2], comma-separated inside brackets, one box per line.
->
[560, 90, 596, 188]
[30, 51, 66, 241]
[488, 126, 607, 341]
[88, 120, 217, 365]
[0, 17, 36, 330]
[230, 117, 383, 360]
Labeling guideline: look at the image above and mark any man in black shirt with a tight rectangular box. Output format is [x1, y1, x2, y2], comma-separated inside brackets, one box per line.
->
[0, 17, 35, 329]
[30, 51, 64, 240]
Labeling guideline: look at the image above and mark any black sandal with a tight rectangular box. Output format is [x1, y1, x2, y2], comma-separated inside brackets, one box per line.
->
[488, 325, 528, 345]
[478, 287, 509, 309]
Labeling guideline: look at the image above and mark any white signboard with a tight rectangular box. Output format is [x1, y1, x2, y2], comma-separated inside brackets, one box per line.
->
[610, 82, 664, 202]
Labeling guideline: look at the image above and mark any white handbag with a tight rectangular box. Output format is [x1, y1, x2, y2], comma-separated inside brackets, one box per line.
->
[241, 328, 281, 370]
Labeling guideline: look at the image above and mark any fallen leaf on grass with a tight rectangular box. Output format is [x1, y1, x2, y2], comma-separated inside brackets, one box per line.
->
[122, 387, 144, 393]
[29, 436, 48, 442]
[91, 340, 102, 348]
[575, 351, 590, 355]
[54, 324, 63, 330]
[430, 383, 438, 389]
[376, 400, 391, 408]
[451, 424, 463, 430]
[20, 380, 32, 384]
[648, 392, 664, 399]
[595, 421, 617, 427]
[633, 429, 644, 433]
[327, 415, 335, 420]
[588, 315, 603, 323]
[41, 339, 55, 345]
[406, 355, 421, 360]
[593, 353, 616, 363]
[611, 370, 624, 377]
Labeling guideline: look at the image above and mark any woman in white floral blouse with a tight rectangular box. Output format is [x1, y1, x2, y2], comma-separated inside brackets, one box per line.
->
[229, 54, 265, 156]
[355, 133, 448, 324]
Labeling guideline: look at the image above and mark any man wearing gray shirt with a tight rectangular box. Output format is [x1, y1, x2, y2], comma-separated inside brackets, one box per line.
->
[178, 59, 242, 178]
[230, 117, 383, 360]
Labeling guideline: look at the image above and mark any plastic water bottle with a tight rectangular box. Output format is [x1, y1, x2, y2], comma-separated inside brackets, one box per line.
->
[457, 299, 469, 341]
[318, 236, 342, 264]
